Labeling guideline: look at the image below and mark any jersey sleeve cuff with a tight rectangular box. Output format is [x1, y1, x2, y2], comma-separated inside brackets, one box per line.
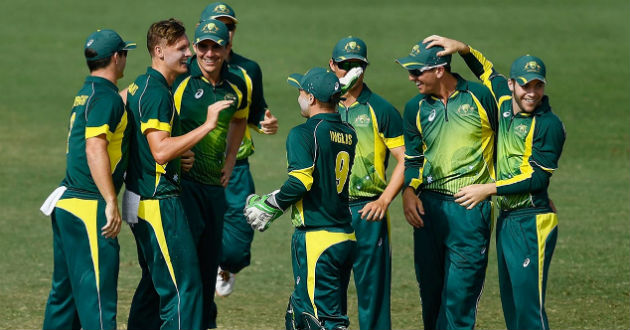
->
[141, 119, 171, 134]
[85, 124, 112, 141]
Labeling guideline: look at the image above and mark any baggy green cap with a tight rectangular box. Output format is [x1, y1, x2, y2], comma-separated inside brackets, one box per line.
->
[332, 36, 368, 64]
[194, 19, 229, 46]
[510, 55, 547, 85]
[395, 41, 451, 71]
[200, 2, 238, 23]
[287, 67, 342, 102]
[84, 29, 136, 61]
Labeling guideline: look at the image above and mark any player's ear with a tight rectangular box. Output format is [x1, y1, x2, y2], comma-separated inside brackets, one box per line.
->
[154, 45, 164, 60]
[508, 79, 515, 93]
[435, 66, 445, 79]
[329, 59, 336, 72]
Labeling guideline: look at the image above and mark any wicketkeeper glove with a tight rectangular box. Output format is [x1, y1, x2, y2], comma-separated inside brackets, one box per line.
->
[244, 190, 285, 232]
[339, 67, 363, 94]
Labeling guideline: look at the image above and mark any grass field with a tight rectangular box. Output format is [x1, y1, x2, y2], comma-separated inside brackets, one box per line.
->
[1, 0, 629, 329]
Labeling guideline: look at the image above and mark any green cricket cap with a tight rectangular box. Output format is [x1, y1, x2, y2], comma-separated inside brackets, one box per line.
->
[84, 29, 136, 61]
[510, 55, 547, 85]
[200, 2, 238, 23]
[287, 67, 342, 102]
[332, 36, 368, 64]
[396, 41, 451, 71]
[194, 19, 229, 46]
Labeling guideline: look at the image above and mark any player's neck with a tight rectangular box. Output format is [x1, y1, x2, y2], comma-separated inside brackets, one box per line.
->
[308, 105, 336, 118]
[90, 69, 118, 86]
[341, 81, 363, 107]
[435, 73, 457, 105]
[151, 60, 179, 87]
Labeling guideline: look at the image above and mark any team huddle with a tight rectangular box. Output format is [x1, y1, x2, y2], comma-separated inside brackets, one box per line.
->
[40, 2, 566, 330]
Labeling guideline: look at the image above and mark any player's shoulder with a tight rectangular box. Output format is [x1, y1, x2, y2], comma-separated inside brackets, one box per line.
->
[404, 93, 425, 112]
[464, 77, 493, 99]
[365, 87, 397, 113]
[230, 51, 261, 73]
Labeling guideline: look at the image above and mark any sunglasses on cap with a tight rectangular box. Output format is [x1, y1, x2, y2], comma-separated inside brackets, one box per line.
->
[335, 60, 366, 71]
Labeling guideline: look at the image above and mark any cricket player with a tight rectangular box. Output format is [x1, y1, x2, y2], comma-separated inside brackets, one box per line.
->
[398, 40, 498, 329]
[424, 35, 566, 330]
[198, 1, 280, 297]
[244, 67, 357, 330]
[41, 29, 135, 330]
[328, 36, 405, 330]
[176, 17, 251, 329]
[124, 18, 232, 330]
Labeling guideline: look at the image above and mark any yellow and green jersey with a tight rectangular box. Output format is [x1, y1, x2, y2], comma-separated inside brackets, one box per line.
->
[62, 76, 130, 195]
[228, 51, 268, 160]
[461, 48, 566, 210]
[173, 56, 250, 186]
[338, 84, 404, 200]
[125, 67, 181, 198]
[274, 113, 357, 229]
[403, 74, 498, 195]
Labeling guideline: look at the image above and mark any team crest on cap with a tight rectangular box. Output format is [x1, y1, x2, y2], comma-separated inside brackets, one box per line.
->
[202, 22, 220, 33]
[524, 61, 542, 73]
[214, 4, 230, 14]
[344, 41, 361, 53]
[457, 104, 476, 116]
[410, 44, 421, 56]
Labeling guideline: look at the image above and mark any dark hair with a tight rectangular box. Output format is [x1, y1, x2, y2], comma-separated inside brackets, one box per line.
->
[85, 48, 112, 72]
[147, 18, 186, 56]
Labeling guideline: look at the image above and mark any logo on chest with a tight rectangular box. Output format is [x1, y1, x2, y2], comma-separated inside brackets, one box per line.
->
[513, 124, 530, 139]
[353, 114, 371, 127]
[194, 89, 204, 99]
[428, 109, 436, 122]
[224, 93, 237, 102]
[457, 103, 476, 116]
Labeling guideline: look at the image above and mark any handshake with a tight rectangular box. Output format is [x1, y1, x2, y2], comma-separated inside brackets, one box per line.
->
[243, 190, 285, 232]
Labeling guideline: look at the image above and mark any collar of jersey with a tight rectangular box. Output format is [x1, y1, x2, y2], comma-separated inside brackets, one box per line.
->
[338, 83, 372, 109]
[85, 75, 119, 92]
[310, 112, 342, 122]
[146, 67, 169, 88]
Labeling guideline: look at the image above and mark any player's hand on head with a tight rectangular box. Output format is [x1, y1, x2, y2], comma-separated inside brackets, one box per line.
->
[402, 187, 425, 228]
[206, 100, 234, 128]
[358, 199, 387, 221]
[260, 109, 278, 135]
[181, 149, 195, 172]
[102, 201, 122, 238]
[422, 35, 467, 57]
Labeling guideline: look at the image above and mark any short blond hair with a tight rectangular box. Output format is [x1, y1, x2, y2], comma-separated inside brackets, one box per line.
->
[147, 18, 186, 56]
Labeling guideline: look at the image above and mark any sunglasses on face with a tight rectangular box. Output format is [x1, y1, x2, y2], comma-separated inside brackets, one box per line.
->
[117, 50, 128, 57]
[336, 61, 366, 71]
[225, 23, 236, 31]
[408, 69, 423, 77]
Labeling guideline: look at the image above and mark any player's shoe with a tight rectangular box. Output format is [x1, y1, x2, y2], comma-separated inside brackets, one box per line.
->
[215, 267, 235, 297]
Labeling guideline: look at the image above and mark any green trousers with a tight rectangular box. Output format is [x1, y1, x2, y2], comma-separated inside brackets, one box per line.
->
[285, 227, 357, 330]
[180, 179, 226, 329]
[497, 208, 558, 330]
[127, 197, 203, 330]
[414, 190, 492, 330]
[349, 200, 391, 330]
[221, 160, 255, 273]
[43, 193, 119, 330]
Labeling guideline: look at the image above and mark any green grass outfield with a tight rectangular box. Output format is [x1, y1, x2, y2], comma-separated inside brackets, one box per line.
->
[1, 0, 628, 328]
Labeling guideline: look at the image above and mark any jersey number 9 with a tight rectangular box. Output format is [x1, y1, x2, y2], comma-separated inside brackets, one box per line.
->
[335, 151, 350, 194]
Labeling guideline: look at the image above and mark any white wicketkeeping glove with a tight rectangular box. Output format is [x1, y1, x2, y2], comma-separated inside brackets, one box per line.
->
[339, 67, 363, 93]
[244, 190, 284, 232]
